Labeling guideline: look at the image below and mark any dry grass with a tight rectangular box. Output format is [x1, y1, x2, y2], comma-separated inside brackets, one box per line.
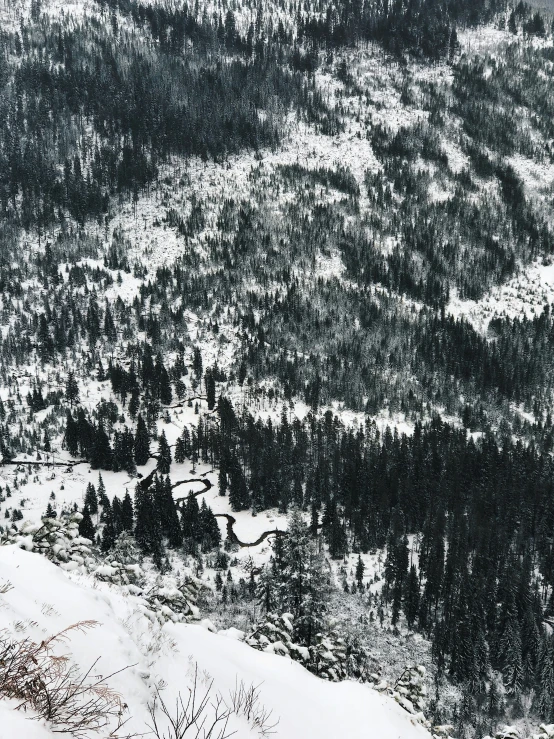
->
[0, 621, 135, 737]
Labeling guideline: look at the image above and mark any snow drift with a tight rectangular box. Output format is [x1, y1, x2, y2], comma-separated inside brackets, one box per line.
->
[0, 544, 431, 738]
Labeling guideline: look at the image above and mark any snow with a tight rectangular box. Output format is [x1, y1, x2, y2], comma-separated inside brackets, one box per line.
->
[0, 700, 55, 739]
[448, 258, 554, 332]
[0, 545, 432, 739]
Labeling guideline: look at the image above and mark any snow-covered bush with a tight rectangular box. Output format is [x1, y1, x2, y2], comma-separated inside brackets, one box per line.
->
[246, 612, 369, 682]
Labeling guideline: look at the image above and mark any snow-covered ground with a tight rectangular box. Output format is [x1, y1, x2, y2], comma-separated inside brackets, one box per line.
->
[448, 258, 554, 332]
[0, 544, 431, 739]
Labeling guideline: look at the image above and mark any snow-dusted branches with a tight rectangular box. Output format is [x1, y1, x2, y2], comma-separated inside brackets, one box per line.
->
[228, 679, 279, 737]
[0, 621, 133, 738]
[147, 665, 233, 739]
[147, 665, 279, 739]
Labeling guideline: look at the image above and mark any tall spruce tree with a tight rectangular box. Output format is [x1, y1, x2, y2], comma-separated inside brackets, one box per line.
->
[228, 453, 250, 511]
[157, 430, 172, 474]
[84, 482, 98, 516]
[121, 492, 134, 531]
[280, 509, 329, 645]
[154, 475, 182, 548]
[134, 414, 150, 466]
[78, 505, 95, 540]
[134, 483, 165, 568]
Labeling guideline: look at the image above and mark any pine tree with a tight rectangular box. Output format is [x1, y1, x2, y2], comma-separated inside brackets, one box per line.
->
[156, 354, 173, 405]
[121, 492, 134, 531]
[280, 509, 329, 645]
[228, 454, 250, 511]
[90, 423, 112, 470]
[134, 483, 165, 567]
[192, 346, 203, 379]
[219, 450, 228, 496]
[215, 571, 223, 591]
[156, 430, 172, 474]
[355, 555, 365, 590]
[112, 495, 123, 535]
[206, 371, 216, 410]
[405, 564, 420, 629]
[256, 558, 280, 614]
[134, 414, 150, 466]
[101, 508, 116, 551]
[64, 410, 79, 456]
[498, 593, 524, 696]
[78, 506, 95, 540]
[508, 9, 517, 34]
[84, 482, 98, 515]
[65, 371, 79, 406]
[534, 637, 554, 721]
[113, 428, 136, 474]
[327, 503, 348, 559]
[97, 474, 108, 509]
[104, 302, 117, 342]
[199, 498, 220, 550]
[129, 388, 140, 419]
[174, 434, 186, 464]
[154, 475, 182, 548]
[182, 491, 201, 544]
[44, 503, 56, 518]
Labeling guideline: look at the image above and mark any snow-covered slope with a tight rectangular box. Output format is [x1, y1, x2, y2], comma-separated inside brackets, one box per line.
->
[0, 544, 431, 739]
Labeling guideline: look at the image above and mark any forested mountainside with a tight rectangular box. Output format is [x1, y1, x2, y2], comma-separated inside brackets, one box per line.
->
[3, 0, 554, 737]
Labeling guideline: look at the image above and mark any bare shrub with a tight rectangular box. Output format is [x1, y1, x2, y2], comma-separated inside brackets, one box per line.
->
[228, 679, 279, 737]
[0, 621, 134, 737]
[147, 666, 279, 739]
[147, 665, 233, 739]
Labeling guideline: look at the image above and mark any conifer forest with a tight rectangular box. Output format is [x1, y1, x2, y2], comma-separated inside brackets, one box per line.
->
[3, 0, 554, 737]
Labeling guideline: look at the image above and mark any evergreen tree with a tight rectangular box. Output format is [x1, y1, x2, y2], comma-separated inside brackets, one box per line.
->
[134, 483, 165, 568]
[156, 354, 173, 405]
[121, 492, 134, 531]
[64, 410, 79, 456]
[104, 302, 117, 342]
[206, 371, 216, 411]
[199, 498, 221, 550]
[90, 423, 112, 470]
[174, 434, 186, 463]
[192, 346, 203, 379]
[154, 475, 182, 548]
[508, 9, 517, 34]
[112, 495, 123, 535]
[181, 491, 201, 544]
[280, 509, 329, 645]
[44, 503, 56, 518]
[97, 473, 109, 509]
[157, 430, 172, 474]
[326, 502, 348, 559]
[228, 454, 250, 511]
[405, 564, 420, 629]
[84, 482, 98, 515]
[101, 508, 116, 551]
[134, 414, 150, 466]
[129, 388, 140, 419]
[534, 637, 554, 721]
[498, 592, 524, 697]
[65, 370, 79, 406]
[78, 506, 95, 540]
[355, 555, 365, 590]
[256, 557, 280, 614]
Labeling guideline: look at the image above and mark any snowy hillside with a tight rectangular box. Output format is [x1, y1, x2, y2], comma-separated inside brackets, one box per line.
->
[3, 0, 554, 737]
[0, 544, 431, 739]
